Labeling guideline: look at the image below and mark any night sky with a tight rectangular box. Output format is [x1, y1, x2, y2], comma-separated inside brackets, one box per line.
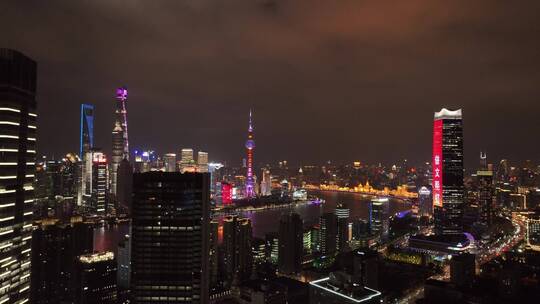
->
[2, 0, 540, 168]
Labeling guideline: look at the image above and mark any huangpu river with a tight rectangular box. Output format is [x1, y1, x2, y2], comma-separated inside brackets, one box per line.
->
[94, 190, 412, 251]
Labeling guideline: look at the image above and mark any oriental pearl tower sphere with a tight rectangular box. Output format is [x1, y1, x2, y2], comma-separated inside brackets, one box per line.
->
[245, 110, 256, 198]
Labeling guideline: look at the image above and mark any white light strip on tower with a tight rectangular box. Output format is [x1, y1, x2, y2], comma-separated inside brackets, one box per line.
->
[29, 113, 37, 117]
[0, 121, 19, 126]
[19, 286, 29, 293]
[0, 163, 17, 166]
[27, 138, 36, 141]
[0, 108, 20, 113]
[0, 135, 18, 139]
[28, 125, 36, 129]
[0, 149, 17, 152]
[0, 176, 16, 180]
[0, 203, 15, 208]
[0, 217, 14, 222]
[0, 230, 13, 236]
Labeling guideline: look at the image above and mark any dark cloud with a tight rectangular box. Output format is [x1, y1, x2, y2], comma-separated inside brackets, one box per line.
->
[1, 0, 540, 168]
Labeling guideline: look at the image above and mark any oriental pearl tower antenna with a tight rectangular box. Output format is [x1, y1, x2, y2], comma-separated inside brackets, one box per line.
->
[245, 109, 256, 198]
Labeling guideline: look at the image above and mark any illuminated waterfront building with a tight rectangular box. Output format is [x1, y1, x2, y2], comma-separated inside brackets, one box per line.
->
[131, 172, 210, 304]
[0, 48, 36, 303]
[278, 213, 303, 274]
[133, 150, 155, 173]
[418, 186, 432, 218]
[180, 148, 194, 173]
[74, 251, 117, 304]
[221, 182, 233, 205]
[197, 151, 208, 173]
[260, 168, 271, 196]
[91, 151, 109, 214]
[320, 213, 338, 255]
[369, 198, 389, 240]
[335, 204, 350, 252]
[245, 110, 255, 198]
[163, 153, 177, 172]
[433, 108, 464, 235]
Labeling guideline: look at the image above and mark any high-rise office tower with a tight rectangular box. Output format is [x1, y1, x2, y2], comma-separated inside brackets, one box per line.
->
[418, 186, 433, 218]
[91, 151, 109, 215]
[527, 213, 540, 251]
[80, 103, 94, 198]
[0, 48, 37, 303]
[131, 172, 210, 304]
[369, 198, 389, 240]
[335, 204, 350, 252]
[278, 213, 303, 274]
[319, 213, 337, 255]
[116, 158, 133, 213]
[110, 87, 130, 196]
[260, 168, 271, 196]
[222, 216, 252, 286]
[74, 252, 118, 304]
[197, 151, 208, 173]
[180, 148, 194, 173]
[477, 169, 494, 227]
[110, 121, 123, 195]
[209, 220, 219, 289]
[265, 232, 279, 265]
[80, 104, 94, 158]
[245, 110, 255, 198]
[163, 153, 177, 172]
[31, 219, 94, 303]
[433, 108, 464, 235]
[450, 253, 476, 288]
[117, 233, 131, 301]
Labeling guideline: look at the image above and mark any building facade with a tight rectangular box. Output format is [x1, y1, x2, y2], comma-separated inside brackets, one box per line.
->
[0, 48, 37, 303]
[278, 213, 303, 274]
[433, 108, 464, 235]
[131, 172, 210, 303]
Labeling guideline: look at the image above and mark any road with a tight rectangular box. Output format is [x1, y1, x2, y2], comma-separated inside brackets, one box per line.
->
[395, 214, 526, 304]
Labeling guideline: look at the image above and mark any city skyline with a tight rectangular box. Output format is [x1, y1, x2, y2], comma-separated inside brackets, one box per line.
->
[2, 1, 540, 167]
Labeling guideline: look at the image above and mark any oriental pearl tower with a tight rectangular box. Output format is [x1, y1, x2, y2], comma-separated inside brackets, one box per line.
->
[245, 110, 255, 198]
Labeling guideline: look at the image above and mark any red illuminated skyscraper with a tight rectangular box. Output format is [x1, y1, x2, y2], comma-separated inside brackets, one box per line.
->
[432, 108, 464, 235]
[245, 110, 255, 198]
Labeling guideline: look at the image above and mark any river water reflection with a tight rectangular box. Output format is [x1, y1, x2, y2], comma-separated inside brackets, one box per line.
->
[93, 190, 412, 251]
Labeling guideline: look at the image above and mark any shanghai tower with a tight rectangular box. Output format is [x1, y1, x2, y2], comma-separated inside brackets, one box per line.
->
[110, 87, 129, 195]
[245, 110, 255, 198]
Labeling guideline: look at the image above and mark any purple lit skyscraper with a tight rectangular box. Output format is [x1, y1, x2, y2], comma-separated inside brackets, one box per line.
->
[245, 110, 255, 198]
